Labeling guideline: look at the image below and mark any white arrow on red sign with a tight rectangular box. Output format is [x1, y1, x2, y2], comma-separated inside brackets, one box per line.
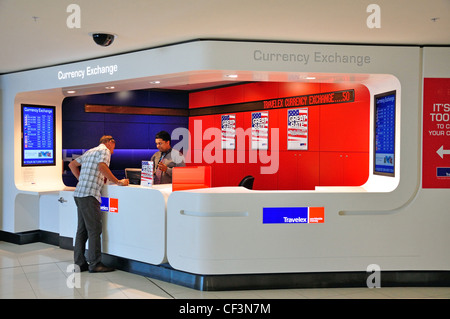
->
[437, 145, 450, 159]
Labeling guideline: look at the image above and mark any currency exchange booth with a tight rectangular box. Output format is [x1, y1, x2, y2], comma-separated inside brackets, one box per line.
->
[1, 41, 449, 290]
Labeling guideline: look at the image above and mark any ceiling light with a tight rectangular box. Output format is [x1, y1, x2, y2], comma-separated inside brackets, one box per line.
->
[225, 74, 238, 78]
[66, 90, 76, 94]
[149, 81, 161, 84]
[105, 86, 115, 90]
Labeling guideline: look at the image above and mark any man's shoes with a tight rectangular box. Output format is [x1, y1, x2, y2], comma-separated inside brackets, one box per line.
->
[89, 262, 115, 273]
[79, 263, 89, 272]
[73, 263, 89, 272]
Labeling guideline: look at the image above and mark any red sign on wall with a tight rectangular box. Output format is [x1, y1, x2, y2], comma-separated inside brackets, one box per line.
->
[422, 78, 450, 188]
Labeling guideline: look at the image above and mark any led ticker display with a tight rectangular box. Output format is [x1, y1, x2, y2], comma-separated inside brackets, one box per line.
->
[189, 89, 355, 117]
[374, 91, 396, 176]
[22, 104, 56, 166]
[263, 89, 354, 109]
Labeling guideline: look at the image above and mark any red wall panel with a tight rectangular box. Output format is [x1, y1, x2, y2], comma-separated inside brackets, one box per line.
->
[279, 82, 321, 98]
[188, 82, 370, 190]
[214, 85, 245, 106]
[189, 116, 214, 150]
[190, 91, 215, 108]
[343, 152, 369, 186]
[319, 152, 344, 186]
[243, 82, 280, 102]
[319, 101, 369, 152]
[277, 151, 299, 190]
[319, 152, 369, 187]
[298, 152, 320, 190]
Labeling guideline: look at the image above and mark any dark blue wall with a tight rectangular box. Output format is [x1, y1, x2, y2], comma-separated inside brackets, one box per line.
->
[62, 89, 189, 185]
[62, 89, 189, 149]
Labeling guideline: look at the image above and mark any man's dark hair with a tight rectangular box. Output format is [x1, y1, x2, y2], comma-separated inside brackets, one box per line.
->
[155, 131, 171, 143]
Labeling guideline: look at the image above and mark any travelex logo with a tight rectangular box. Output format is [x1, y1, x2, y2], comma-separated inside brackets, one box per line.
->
[263, 207, 324, 224]
[100, 197, 118, 213]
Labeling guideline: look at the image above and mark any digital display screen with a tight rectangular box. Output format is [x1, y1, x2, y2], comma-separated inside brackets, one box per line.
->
[263, 89, 354, 109]
[374, 91, 396, 176]
[21, 104, 56, 166]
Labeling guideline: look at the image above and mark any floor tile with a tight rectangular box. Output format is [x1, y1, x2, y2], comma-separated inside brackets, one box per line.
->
[1, 241, 450, 300]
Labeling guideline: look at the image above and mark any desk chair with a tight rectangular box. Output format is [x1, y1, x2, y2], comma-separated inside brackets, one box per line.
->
[238, 175, 255, 190]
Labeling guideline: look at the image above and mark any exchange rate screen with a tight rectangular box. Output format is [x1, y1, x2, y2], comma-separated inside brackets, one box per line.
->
[22, 104, 56, 166]
[374, 91, 396, 176]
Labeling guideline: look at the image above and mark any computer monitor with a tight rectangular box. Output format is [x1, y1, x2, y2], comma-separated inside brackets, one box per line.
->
[125, 168, 142, 185]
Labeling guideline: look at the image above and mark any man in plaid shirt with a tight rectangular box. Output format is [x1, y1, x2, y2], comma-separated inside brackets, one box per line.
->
[69, 135, 129, 273]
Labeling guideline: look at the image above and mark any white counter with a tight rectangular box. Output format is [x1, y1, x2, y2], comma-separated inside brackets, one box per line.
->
[58, 183, 172, 265]
[166, 186, 423, 275]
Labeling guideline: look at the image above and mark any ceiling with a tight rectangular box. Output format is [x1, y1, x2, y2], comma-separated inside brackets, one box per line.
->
[1, 0, 449, 90]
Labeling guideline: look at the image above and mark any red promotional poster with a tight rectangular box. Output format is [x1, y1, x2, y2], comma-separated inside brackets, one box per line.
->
[422, 78, 450, 188]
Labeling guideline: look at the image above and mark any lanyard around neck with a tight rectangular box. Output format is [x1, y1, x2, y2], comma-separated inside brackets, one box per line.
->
[158, 149, 171, 163]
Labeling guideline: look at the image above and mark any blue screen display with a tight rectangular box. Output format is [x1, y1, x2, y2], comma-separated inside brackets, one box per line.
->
[374, 91, 396, 176]
[22, 105, 56, 166]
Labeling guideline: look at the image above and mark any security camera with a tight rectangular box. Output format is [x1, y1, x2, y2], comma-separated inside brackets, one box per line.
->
[90, 33, 116, 47]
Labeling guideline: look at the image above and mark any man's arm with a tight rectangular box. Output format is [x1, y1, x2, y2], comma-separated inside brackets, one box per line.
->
[98, 162, 129, 186]
[68, 160, 81, 180]
[162, 150, 186, 177]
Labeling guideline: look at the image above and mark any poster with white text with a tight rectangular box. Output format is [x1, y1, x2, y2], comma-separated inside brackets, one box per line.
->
[221, 114, 236, 149]
[422, 78, 450, 188]
[141, 160, 153, 187]
[287, 108, 308, 150]
[251, 111, 269, 150]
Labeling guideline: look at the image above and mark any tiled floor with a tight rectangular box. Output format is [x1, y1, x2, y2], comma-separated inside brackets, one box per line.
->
[1, 241, 450, 299]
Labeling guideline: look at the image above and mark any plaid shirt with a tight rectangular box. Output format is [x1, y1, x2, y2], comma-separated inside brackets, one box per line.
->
[73, 144, 111, 202]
